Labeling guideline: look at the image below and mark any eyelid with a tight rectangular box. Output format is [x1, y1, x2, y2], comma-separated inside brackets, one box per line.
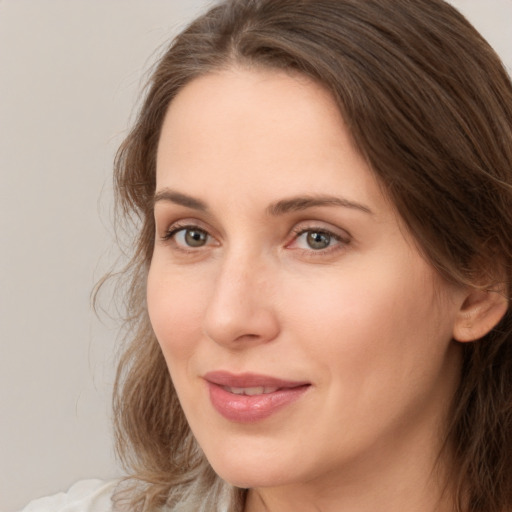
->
[154, 204, 214, 232]
[156, 215, 212, 237]
[156, 217, 351, 256]
[289, 221, 351, 242]
[159, 219, 220, 248]
[286, 222, 352, 256]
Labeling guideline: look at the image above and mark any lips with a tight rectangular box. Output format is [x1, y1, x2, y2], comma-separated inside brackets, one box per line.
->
[204, 371, 310, 423]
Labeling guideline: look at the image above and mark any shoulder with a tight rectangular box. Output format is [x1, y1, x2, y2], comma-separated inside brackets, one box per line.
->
[20, 480, 118, 512]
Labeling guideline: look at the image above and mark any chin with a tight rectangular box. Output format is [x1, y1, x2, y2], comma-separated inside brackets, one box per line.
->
[205, 450, 298, 489]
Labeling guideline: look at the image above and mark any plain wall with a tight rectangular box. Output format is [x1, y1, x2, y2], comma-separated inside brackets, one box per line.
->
[0, 2, 212, 510]
[0, 1, 510, 511]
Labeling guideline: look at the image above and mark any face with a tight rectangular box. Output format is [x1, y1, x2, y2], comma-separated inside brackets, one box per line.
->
[147, 68, 465, 494]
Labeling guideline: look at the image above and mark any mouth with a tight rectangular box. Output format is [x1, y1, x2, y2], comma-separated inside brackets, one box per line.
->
[203, 371, 311, 423]
[221, 385, 280, 395]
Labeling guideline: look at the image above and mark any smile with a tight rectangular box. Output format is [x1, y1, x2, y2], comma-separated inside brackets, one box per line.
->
[204, 371, 311, 423]
[222, 386, 279, 395]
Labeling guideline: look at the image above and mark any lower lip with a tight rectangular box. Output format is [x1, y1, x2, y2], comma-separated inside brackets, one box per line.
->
[207, 382, 310, 423]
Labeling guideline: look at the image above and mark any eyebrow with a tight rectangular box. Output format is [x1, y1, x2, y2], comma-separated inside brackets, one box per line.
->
[153, 188, 373, 215]
[266, 195, 373, 216]
[154, 189, 208, 211]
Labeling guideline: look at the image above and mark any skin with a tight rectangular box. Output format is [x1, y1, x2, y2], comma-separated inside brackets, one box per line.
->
[147, 67, 470, 512]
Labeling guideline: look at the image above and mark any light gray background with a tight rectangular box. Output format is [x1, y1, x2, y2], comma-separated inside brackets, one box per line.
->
[0, 1, 510, 511]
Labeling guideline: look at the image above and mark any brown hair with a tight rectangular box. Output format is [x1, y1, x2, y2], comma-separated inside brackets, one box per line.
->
[109, 0, 512, 510]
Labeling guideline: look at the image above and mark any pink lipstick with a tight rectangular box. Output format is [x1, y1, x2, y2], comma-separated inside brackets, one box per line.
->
[204, 371, 310, 423]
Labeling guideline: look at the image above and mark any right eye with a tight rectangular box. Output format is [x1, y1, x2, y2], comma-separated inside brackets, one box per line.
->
[163, 225, 213, 249]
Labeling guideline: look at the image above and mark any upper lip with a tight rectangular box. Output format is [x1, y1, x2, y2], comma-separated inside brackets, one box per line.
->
[203, 371, 310, 389]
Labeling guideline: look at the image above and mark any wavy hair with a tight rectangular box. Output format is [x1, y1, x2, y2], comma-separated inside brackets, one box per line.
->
[108, 1, 512, 510]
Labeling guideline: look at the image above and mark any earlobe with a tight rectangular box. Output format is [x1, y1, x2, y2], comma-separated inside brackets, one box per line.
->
[453, 285, 509, 342]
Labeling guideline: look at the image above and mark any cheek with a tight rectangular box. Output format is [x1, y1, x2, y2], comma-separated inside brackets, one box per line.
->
[282, 267, 413, 350]
[281, 256, 455, 388]
[146, 262, 208, 362]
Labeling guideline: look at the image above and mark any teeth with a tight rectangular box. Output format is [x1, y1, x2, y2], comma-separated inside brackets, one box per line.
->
[230, 386, 249, 395]
[223, 386, 279, 395]
[245, 386, 267, 396]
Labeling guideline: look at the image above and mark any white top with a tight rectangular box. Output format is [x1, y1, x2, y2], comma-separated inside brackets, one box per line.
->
[19, 480, 117, 512]
[19, 479, 231, 512]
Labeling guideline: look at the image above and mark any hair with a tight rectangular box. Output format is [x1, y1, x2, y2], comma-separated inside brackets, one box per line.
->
[108, 0, 512, 510]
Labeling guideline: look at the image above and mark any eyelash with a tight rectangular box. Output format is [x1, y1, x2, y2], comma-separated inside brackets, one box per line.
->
[289, 226, 349, 256]
[162, 223, 194, 241]
[161, 222, 212, 247]
[161, 222, 350, 257]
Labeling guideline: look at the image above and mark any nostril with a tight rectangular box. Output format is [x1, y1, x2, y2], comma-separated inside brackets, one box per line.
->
[237, 333, 259, 340]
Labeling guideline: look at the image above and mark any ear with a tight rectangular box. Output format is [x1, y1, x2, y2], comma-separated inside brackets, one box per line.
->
[453, 285, 508, 342]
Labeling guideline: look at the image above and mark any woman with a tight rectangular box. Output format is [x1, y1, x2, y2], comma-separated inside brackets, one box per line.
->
[23, 0, 512, 511]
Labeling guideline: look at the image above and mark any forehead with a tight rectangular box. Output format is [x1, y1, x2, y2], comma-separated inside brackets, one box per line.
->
[155, 67, 385, 213]
[159, 67, 346, 154]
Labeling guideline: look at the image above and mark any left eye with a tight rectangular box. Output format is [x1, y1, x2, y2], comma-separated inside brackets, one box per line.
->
[294, 229, 340, 250]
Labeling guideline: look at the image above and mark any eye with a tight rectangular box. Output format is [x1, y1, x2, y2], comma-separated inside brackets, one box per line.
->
[163, 225, 213, 249]
[289, 226, 349, 253]
[177, 227, 209, 247]
[300, 230, 333, 250]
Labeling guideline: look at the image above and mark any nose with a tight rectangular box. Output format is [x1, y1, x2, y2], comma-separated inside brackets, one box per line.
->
[203, 253, 280, 349]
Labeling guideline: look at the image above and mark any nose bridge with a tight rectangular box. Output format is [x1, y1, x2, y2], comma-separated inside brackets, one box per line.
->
[215, 251, 256, 308]
[203, 245, 279, 347]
